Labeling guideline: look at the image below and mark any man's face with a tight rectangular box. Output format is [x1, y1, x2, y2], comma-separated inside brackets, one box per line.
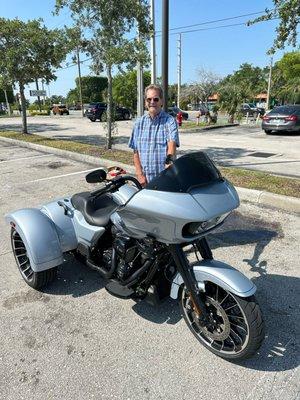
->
[145, 89, 163, 117]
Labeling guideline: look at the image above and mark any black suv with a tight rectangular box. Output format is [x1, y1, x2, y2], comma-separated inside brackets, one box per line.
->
[240, 103, 265, 118]
[85, 102, 131, 122]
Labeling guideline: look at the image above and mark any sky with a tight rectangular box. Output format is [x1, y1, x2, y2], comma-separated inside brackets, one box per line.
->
[0, 0, 297, 100]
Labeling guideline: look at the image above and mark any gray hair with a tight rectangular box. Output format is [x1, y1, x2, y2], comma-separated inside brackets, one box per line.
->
[144, 84, 164, 99]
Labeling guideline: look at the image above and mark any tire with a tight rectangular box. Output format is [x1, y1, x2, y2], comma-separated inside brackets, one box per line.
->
[100, 111, 107, 122]
[53, 112, 56, 115]
[264, 130, 272, 135]
[89, 117, 96, 122]
[11, 228, 57, 290]
[179, 282, 265, 360]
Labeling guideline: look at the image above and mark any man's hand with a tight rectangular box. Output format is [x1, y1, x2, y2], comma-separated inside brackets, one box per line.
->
[137, 173, 147, 187]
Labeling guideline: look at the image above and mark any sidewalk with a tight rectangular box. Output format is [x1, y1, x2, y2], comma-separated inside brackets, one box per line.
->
[1, 135, 299, 214]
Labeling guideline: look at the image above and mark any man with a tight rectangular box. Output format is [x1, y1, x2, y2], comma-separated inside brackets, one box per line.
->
[128, 84, 180, 186]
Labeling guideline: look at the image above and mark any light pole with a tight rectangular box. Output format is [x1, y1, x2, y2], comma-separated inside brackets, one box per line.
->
[177, 33, 181, 108]
[150, 0, 156, 84]
[162, 0, 169, 111]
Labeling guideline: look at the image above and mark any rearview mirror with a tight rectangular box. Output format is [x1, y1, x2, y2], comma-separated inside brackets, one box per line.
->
[86, 169, 107, 183]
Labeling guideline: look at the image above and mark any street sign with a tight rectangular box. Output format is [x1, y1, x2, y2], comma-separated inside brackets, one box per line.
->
[29, 90, 46, 96]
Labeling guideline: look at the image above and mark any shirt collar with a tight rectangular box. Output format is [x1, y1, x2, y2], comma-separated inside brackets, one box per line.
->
[147, 110, 163, 121]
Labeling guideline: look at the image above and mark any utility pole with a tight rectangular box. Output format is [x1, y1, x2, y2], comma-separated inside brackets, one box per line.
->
[266, 57, 273, 111]
[162, 0, 169, 111]
[137, 25, 144, 117]
[150, 0, 156, 84]
[177, 33, 181, 108]
[76, 46, 84, 117]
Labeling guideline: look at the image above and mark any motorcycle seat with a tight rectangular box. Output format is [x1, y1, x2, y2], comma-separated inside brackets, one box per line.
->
[71, 192, 118, 226]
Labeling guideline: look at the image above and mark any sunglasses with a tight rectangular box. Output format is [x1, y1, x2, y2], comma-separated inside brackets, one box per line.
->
[146, 97, 160, 103]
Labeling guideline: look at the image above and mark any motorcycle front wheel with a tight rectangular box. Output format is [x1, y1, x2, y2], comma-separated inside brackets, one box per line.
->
[179, 282, 265, 360]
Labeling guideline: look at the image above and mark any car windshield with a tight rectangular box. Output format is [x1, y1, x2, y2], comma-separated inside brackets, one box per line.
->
[146, 152, 222, 192]
[268, 106, 300, 115]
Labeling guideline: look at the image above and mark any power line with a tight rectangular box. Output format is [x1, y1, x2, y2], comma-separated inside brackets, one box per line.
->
[155, 17, 278, 37]
[156, 10, 274, 33]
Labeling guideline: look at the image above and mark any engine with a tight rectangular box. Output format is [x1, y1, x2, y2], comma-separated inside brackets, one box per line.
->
[113, 234, 142, 281]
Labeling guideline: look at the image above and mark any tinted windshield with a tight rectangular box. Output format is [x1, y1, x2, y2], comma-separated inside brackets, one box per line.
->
[146, 152, 222, 192]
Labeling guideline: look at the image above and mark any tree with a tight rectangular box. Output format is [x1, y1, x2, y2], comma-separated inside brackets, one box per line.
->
[277, 51, 300, 80]
[112, 70, 150, 112]
[76, 76, 108, 103]
[0, 75, 14, 115]
[180, 69, 220, 107]
[271, 51, 300, 104]
[248, 0, 300, 53]
[218, 80, 245, 123]
[194, 68, 220, 105]
[66, 88, 79, 105]
[222, 63, 267, 101]
[0, 18, 72, 133]
[55, 0, 151, 149]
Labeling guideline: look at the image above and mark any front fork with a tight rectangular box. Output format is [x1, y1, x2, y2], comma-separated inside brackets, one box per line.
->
[168, 240, 212, 324]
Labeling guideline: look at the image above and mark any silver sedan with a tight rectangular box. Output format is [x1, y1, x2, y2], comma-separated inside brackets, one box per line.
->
[262, 105, 300, 134]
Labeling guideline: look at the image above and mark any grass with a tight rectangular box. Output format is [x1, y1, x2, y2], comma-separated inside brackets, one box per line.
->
[0, 130, 299, 198]
[180, 120, 234, 130]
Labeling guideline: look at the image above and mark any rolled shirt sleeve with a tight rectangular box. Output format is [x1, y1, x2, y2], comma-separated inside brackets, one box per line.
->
[166, 115, 180, 147]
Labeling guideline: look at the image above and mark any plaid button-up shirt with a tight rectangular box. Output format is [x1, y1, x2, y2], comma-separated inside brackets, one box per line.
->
[128, 111, 180, 182]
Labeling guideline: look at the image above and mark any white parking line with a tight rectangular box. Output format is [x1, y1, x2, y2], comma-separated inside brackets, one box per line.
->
[25, 168, 101, 183]
[0, 154, 53, 163]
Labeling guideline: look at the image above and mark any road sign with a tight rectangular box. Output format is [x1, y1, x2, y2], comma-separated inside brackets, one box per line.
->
[30, 90, 46, 96]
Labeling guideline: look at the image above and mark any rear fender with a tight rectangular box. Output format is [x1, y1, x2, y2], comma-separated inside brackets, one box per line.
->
[5, 208, 64, 272]
[170, 260, 256, 299]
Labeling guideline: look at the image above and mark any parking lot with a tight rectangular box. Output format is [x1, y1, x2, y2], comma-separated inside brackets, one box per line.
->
[0, 139, 299, 400]
[1, 112, 300, 178]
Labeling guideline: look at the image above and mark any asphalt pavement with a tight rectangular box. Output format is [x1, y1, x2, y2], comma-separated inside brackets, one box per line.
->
[0, 112, 300, 178]
[0, 140, 299, 400]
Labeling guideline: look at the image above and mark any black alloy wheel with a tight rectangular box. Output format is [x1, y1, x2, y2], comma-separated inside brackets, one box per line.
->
[11, 228, 57, 289]
[180, 282, 265, 360]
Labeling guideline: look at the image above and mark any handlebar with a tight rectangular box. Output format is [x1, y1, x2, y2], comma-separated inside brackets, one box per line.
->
[90, 175, 142, 198]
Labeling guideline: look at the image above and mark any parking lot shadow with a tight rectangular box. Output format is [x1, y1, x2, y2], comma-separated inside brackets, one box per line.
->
[0, 122, 72, 134]
[52, 134, 130, 146]
[42, 257, 105, 298]
[41, 210, 297, 371]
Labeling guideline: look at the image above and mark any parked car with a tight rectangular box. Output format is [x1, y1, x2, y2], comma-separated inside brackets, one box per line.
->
[52, 104, 69, 115]
[262, 105, 300, 134]
[167, 106, 188, 120]
[240, 103, 265, 118]
[85, 102, 131, 122]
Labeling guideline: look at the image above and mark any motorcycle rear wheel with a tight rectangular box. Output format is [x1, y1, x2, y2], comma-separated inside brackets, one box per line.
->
[11, 228, 57, 289]
[179, 283, 265, 360]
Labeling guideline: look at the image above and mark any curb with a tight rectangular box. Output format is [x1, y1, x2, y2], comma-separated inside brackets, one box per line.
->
[0, 135, 136, 174]
[1, 136, 299, 214]
[179, 123, 239, 134]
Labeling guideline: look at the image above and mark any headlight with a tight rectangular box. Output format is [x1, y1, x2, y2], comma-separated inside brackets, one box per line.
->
[182, 212, 230, 237]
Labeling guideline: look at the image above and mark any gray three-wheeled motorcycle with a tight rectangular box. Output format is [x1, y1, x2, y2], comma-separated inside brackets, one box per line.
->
[5, 152, 265, 360]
